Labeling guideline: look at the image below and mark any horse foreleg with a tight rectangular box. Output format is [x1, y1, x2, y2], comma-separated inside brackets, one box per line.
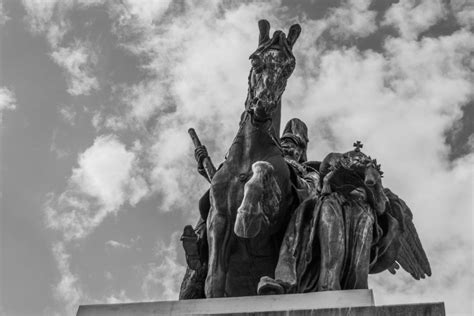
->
[205, 206, 227, 298]
[234, 161, 277, 239]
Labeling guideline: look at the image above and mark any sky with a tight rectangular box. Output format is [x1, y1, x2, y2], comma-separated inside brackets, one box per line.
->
[0, 0, 473, 315]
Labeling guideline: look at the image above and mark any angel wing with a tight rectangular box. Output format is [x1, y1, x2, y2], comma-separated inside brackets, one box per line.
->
[384, 188, 432, 280]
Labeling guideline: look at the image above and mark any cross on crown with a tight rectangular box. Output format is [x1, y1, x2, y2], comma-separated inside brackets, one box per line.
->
[353, 141, 363, 152]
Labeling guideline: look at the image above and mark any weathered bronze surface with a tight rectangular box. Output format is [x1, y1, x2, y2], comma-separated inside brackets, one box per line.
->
[179, 19, 431, 300]
[259, 145, 431, 294]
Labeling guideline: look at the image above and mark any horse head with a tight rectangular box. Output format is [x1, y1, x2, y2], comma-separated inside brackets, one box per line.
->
[246, 20, 301, 123]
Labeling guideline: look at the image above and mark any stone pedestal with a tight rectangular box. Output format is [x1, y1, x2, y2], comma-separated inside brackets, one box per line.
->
[76, 290, 445, 316]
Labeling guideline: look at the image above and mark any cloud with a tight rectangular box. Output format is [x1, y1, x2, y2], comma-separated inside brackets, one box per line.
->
[0, 87, 16, 122]
[104, 271, 113, 281]
[104, 290, 132, 304]
[105, 240, 131, 250]
[59, 104, 77, 125]
[105, 236, 141, 252]
[119, 0, 173, 26]
[52, 242, 84, 315]
[22, 0, 62, 36]
[326, 0, 377, 39]
[467, 134, 474, 151]
[50, 41, 99, 96]
[383, 0, 447, 40]
[0, 1, 10, 25]
[141, 232, 185, 301]
[45, 135, 149, 240]
[450, 0, 474, 29]
[50, 129, 70, 159]
[22, 0, 106, 95]
[21, 0, 106, 43]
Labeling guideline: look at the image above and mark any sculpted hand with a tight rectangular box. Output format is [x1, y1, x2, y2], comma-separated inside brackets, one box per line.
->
[194, 145, 208, 168]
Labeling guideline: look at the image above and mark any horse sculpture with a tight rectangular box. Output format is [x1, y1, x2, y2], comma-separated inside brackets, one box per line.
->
[204, 19, 302, 297]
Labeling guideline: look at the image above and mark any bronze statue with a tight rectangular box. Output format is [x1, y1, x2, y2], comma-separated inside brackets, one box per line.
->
[258, 142, 431, 294]
[180, 19, 431, 300]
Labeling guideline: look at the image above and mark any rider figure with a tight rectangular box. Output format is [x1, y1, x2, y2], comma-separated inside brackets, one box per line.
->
[280, 118, 319, 200]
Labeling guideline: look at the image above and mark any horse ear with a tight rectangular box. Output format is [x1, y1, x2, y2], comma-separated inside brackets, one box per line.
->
[258, 19, 271, 45]
[287, 24, 301, 48]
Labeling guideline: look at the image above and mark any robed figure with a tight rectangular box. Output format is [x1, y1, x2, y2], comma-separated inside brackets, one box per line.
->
[259, 143, 432, 294]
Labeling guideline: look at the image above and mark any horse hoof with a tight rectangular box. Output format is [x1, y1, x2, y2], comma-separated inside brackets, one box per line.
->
[257, 276, 285, 295]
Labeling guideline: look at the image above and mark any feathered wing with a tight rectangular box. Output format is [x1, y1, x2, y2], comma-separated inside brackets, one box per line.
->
[384, 188, 432, 280]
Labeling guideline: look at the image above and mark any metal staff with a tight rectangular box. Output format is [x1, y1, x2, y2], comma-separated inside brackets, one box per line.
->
[188, 128, 216, 181]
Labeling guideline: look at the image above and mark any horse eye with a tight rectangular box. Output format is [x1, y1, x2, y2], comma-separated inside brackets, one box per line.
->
[251, 56, 262, 68]
[251, 57, 265, 73]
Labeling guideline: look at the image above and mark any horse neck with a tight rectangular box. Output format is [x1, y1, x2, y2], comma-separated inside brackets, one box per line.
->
[226, 113, 281, 166]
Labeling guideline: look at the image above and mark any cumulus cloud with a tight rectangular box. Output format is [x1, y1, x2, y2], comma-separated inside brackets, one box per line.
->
[0, 87, 16, 122]
[383, 0, 447, 40]
[326, 0, 377, 39]
[45, 135, 149, 240]
[52, 242, 84, 315]
[141, 232, 185, 301]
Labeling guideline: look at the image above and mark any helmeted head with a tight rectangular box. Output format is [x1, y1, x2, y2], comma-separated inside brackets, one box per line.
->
[280, 118, 309, 162]
[246, 20, 301, 121]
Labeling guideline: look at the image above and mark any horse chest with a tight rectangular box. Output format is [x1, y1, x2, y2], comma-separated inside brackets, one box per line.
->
[210, 172, 247, 213]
